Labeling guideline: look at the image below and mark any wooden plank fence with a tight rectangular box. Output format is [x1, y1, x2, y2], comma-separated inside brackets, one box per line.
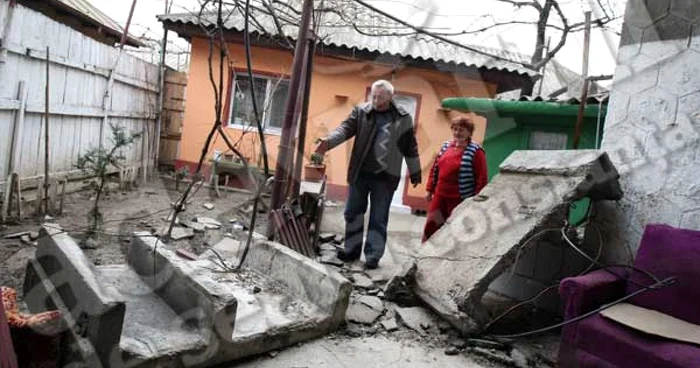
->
[0, 2, 163, 205]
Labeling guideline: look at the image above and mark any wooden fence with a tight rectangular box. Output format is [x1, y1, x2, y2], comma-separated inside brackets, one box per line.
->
[0, 2, 161, 196]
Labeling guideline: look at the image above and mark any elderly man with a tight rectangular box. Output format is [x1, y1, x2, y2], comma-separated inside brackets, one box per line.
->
[315, 80, 421, 269]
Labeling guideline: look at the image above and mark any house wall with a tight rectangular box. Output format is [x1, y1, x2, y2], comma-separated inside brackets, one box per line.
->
[0, 3, 160, 191]
[597, 0, 700, 263]
[176, 37, 498, 209]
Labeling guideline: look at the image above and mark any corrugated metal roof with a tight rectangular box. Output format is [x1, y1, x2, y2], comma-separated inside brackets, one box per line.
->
[21, 0, 145, 47]
[497, 60, 609, 100]
[158, 9, 536, 77]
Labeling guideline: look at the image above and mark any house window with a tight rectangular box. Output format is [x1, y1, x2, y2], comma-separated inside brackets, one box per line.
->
[229, 74, 290, 132]
[529, 131, 568, 150]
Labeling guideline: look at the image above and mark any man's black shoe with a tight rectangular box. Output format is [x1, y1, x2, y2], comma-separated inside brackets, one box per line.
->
[337, 250, 359, 263]
[363, 261, 379, 270]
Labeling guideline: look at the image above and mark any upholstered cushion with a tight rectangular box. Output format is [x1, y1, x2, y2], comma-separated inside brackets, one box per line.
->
[625, 224, 700, 325]
[575, 314, 700, 368]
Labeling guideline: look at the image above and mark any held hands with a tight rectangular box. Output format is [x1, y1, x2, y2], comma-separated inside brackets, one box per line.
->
[425, 192, 433, 202]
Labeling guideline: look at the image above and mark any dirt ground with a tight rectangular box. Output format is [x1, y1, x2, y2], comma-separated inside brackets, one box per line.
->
[0, 175, 559, 367]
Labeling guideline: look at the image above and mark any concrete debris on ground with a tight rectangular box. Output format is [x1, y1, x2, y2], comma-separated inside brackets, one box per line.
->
[181, 219, 206, 232]
[345, 303, 383, 325]
[351, 273, 375, 289]
[357, 295, 384, 312]
[203, 203, 214, 210]
[415, 150, 623, 334]
[320, 252, 344, 267]
[395, 307, 435, 334]
[196, 217, 222, 229]
[383, 261, 419, 306]
[4, 231, 29, 239]
[380, 317, 399, 332]
[169, 226, 195, 240]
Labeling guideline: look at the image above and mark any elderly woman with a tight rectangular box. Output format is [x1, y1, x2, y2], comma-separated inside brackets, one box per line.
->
[422, 117, 488, 243]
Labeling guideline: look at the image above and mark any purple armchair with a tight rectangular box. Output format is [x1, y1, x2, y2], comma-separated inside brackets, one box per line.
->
[559, 224, 700, 368]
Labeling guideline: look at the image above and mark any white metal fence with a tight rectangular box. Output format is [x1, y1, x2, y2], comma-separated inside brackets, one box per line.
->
[0, 2, 160, 190]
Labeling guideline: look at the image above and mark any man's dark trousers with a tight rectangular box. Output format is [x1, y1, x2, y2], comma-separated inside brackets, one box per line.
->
[341, 172, 396, 265]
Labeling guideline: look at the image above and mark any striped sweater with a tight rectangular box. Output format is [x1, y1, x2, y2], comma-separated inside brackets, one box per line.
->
[426, 140, 486, 199]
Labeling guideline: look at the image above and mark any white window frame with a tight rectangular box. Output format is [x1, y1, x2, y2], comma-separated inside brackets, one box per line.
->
[529, 130, 568, 150]
[227, 73, 289, 135]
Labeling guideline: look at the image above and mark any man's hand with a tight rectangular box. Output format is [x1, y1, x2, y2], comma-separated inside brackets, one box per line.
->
[425, 192, 433, 202]
[314, 138, 329, 155]
[410, 173, 421, 188]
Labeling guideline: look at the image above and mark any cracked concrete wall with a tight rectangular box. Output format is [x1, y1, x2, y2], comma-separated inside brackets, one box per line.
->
[600, 0, 700, 261]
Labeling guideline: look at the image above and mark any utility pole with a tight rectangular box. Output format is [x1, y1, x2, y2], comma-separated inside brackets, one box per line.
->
[572, 11, 591, 149]
[267, 0, 314, 238]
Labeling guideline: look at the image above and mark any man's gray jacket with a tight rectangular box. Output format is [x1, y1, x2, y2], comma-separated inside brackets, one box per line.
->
[326, 101, 421, 186]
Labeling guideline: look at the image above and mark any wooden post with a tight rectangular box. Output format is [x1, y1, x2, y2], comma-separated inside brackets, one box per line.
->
[14, 174, 21, 219]
[572, 11, 592, 149]
[58, 179, 66, 214]
[43, 46, 50, 214]
[1, 174, 14, 222]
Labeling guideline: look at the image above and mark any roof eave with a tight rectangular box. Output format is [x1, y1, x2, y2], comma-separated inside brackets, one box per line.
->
[19, 0, 145, 47]
[160, 18, 534, 93]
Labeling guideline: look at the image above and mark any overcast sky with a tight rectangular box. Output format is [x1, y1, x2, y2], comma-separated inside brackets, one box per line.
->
[90, 0, 627, 79]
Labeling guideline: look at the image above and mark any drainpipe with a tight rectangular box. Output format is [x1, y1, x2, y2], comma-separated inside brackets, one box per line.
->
[267, 0, 313, 238]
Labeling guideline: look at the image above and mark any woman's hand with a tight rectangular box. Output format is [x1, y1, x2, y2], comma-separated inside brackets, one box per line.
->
[425, 192, 433, 202]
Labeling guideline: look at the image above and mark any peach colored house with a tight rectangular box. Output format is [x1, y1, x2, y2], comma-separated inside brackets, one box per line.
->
[159, 10, 534, 211]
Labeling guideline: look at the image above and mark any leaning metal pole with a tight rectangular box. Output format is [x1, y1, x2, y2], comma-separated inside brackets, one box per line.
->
[267, 0, 314, 238]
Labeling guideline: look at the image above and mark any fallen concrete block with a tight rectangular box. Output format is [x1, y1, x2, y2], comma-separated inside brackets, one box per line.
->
[170, 226, 195, 240]
[383, 261, 418, 306]
[415, 150, 622, 334]
[182, 220, 207, 232]
[23, 224, 126, 368]
[351, 274, 374, 289]
[380, 317, 398, 332]
[203, 203, 214, 210]
[395, 307, 435, 334]
[197, 217, 222, 229]
[346, 303, 382, 325]
[4, 231, 29, 239]
[357, 295, 384, 312]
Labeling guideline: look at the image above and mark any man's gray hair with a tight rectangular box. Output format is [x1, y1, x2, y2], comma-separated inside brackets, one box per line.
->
[371, 79, 394, 95]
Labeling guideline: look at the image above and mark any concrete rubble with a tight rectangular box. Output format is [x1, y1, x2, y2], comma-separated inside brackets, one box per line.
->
[415, 150, 623, 334]
[22, 223, 351, 367]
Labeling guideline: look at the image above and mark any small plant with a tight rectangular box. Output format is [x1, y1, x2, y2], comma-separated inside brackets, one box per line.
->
[175, 166, 190, 190]
[309, 152, 324, 166]
[76, 123, 140, 238]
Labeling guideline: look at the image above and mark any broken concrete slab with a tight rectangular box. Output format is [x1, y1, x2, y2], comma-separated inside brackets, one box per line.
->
[346, 303, 382, 325]
[395, 307, 435, 334]
[170, 226, 195, 240]
[320, 252, 344, 267]
[4, 231, 29, 239]
[197, 217, 222, 229]
[203, 203, 214, 210]
[357, 295, 384, 312]
[351, 274, 374, 289]
[182, 220, 207, 232]
[415, 150, 622, 333]
[380, 317, 398, 332]
[23, 224, 126, 367]
[383, 261, 419, 307]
